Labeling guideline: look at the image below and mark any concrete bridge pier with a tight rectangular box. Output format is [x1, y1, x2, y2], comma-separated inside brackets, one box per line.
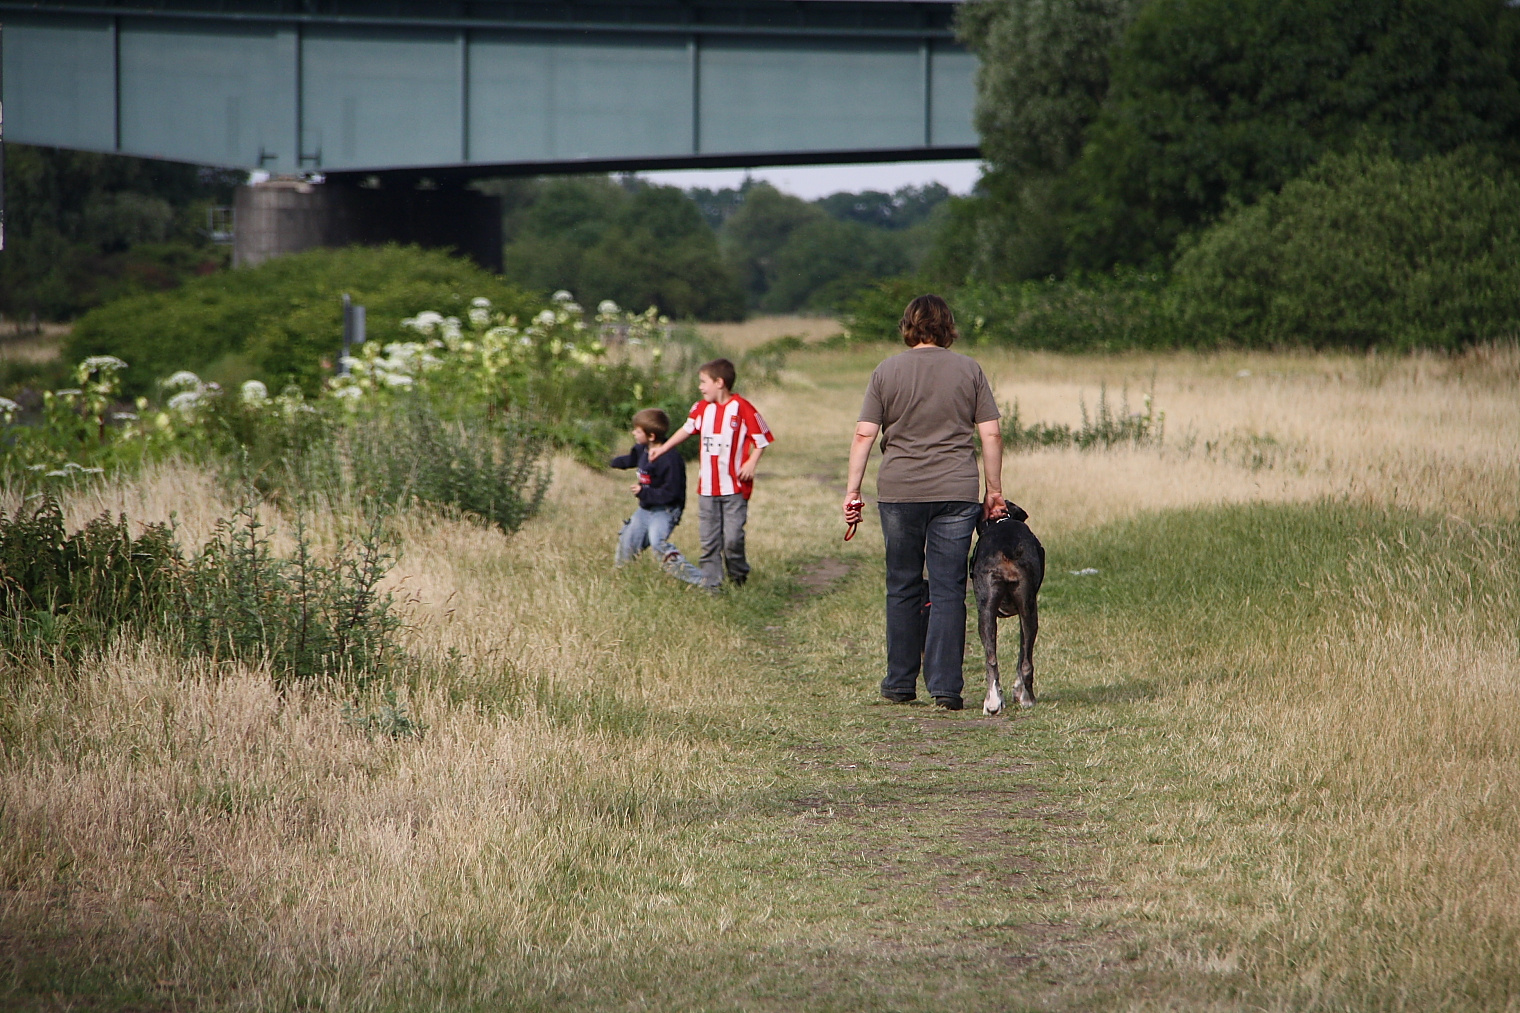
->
[232, 179, 503, 273]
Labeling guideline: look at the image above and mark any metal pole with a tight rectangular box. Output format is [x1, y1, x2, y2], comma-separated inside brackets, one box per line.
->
[340, 293, 352, 374]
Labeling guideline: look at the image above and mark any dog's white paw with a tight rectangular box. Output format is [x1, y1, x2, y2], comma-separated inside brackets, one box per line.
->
[983, 691, 1004, 716]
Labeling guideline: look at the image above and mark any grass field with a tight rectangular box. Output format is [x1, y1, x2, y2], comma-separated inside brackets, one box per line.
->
[1, 338, 1516, 1011]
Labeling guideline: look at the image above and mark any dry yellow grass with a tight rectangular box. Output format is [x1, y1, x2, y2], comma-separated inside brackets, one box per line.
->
[0, 333, 63, 365]
[698, 314, 842, 352]
[0, 341, 1515, 1009]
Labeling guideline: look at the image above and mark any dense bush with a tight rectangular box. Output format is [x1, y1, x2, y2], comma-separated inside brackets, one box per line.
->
[65, 245, 539, 397]
[842, 272, 1172, 351]
[0, 498, 180, 660]
[1171, 148, 1520, 350]
[1065, 0, 1520, 271]
[292, 397, 550, 535]
[0, 494, 402, 679]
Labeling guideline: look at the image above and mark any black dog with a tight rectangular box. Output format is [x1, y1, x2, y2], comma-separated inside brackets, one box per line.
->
[970, 504, 1045, 715]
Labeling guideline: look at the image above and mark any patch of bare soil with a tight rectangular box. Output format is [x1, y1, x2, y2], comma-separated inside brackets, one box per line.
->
[796, 557, 853, 597]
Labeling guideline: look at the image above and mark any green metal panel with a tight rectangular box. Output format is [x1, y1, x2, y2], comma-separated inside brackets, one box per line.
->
[698, 37, 922, 155]
[2, 14, 115, 151]
[301, 26, 462, 171]
[930, 42, 975, 148]
[118, 20, 297, 170]
[468, 31, 691, 163]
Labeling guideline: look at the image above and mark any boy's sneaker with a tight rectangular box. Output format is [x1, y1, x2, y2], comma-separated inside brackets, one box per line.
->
[933, 696, 964, 711]
[881, 691, 916, 704]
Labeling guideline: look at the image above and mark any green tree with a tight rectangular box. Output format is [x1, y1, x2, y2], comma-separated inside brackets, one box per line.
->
[0, 145, 238, 320]
[720, 184, 827, 306]
[815, 184, 951, 230]
[1065, 0, 1520, 269]
[1171, 146, 1520, 350]
[581, 187, 745, 320]
[497, 177, 744, 320]
[762, 219, 910, 314]
[954, 0, 1140, 282]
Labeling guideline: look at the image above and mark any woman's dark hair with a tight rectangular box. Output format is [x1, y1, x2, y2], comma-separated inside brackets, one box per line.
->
[699, 357, 738, 391]
[899, 294, 959, 348]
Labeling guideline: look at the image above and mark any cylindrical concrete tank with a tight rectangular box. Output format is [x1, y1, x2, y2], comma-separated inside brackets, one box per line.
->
[232, 179, 337, 268]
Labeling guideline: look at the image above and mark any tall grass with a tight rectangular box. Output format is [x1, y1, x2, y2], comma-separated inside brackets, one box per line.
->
[0, 339, 1514, 1010]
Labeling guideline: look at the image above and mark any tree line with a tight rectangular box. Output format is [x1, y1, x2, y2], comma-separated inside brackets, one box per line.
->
[1, 151, 949, 326]
[909, 0, 1520, 351]
[482, 175, 949, 321]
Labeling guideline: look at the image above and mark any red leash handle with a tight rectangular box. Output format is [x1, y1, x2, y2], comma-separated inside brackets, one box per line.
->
[844, 498, 864, 541]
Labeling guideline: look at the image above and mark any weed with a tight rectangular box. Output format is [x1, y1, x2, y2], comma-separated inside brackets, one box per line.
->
[343, 688, 426, 740]
[292, 395, 551, 536]
[178, 497, 402, 681]
[0, 497, 179, 662]
[1002, 383, 1164, 452]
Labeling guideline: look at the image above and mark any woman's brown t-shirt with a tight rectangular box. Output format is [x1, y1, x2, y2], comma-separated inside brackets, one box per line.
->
[858, 347, 1000, 503]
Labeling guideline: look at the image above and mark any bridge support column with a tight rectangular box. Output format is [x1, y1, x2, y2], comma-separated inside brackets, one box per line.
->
[233, 180, 503, 273]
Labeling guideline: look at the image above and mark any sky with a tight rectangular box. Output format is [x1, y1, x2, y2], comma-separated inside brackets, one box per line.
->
[638, 158, 983, 200]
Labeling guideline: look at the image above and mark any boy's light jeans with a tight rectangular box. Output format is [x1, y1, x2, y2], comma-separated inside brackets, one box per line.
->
[616, 506, 704, 586]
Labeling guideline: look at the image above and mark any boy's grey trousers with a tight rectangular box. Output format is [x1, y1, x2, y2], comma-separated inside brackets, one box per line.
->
[698, 493, 750, 587]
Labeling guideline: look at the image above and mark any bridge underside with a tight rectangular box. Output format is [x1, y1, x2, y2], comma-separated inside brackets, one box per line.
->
[1, 1, 979, 179]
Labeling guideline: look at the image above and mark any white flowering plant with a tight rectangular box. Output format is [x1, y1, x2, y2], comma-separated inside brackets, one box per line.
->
[325, 292, 701, 459]
[2, 290, 703, 489]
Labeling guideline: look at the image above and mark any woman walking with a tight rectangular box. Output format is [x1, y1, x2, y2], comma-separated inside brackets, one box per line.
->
[843, 294, 1005, 710]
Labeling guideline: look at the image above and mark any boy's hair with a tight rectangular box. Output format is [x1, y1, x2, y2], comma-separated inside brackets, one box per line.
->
[699, 357, 737, 391]
[899, 294, 959, 348]
[631, 407, 670, 441]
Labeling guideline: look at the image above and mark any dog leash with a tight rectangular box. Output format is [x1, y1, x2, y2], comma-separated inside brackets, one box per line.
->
[844, 497, 864, 541]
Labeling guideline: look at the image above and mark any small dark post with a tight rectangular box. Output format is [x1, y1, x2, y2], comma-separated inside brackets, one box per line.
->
[340, 294, 365, 375]
[340, 294, 351, 374]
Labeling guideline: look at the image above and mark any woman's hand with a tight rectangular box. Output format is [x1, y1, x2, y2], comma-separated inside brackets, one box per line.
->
[646, 444, 665, 461]
[983, 490, 1007, 521]
[842, 492, 865, 525]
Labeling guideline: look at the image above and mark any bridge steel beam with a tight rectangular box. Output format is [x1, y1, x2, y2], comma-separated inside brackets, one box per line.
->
[0, 1, 979, 179]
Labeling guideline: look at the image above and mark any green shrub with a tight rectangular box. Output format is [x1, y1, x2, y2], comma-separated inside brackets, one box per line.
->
[841, 273, 1174, 351]
[65, 245, 539, 397]
[1001, 383, 1164, 451]
[0, 493, 403, 681]
[0, 498, 180, 662]
[959, 271, 1173, 351]
[1171, 147, 1520, 350]
[292, 396, 551, 536]
[840, 277, 928, 343]
[177, 501, 402, 682]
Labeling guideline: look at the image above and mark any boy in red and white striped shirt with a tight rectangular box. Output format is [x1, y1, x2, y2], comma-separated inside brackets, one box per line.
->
[648, 357, 774, 589]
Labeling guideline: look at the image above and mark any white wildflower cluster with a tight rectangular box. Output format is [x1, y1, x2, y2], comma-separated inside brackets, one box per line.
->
[161, 370, 219, 415]
[0, 397, 19, 424]
[333, 292, 659, 404]
[32, 461, 106, 479]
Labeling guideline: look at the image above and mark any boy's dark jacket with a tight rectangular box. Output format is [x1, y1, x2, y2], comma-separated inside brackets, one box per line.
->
[610, 443, 686, 510]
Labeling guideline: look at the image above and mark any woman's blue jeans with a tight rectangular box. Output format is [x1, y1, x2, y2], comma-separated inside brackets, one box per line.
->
[878, 501, 981, 703]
